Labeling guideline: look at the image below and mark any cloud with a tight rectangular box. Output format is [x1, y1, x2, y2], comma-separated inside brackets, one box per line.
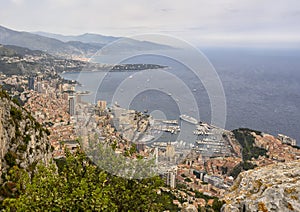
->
[10, 0, 24, 6]
[0, 0, 299, 46]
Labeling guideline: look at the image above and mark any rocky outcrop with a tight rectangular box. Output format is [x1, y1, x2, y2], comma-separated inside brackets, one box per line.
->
[0, 91, 52, 183]
[222, 160, 300, 212]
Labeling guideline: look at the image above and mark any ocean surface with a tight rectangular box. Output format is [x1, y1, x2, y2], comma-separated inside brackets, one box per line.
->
[62, 47, 300, 146]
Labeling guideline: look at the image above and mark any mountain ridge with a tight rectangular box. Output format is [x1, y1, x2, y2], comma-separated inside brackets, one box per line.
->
[0, 25, 173, 59]
[33, 31, 120, 45]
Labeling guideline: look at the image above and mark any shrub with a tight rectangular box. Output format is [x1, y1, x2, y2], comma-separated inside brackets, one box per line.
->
[0, 89, 9, 99]
[23, 135, 31, 144]
[4, 151, 17, 167]
[17, 144, 27, 153]
[10, 106, 22, 121]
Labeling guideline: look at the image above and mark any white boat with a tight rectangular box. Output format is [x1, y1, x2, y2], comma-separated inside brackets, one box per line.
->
[179, 114, 198, 125]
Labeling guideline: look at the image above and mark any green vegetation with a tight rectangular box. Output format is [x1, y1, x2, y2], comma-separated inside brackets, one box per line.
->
[184, 177, 192, 182]
[212, 199, 226, 212]
[2, 150, 176, 211]
[229, 161, 257, 179]
[232, 128, 267, 161]
[23, 135, 31, 144]
[230, 128, 266, 178]
[12, 97, 21, 106]
[177, 183, 187, 190]
[195, 190, 212, 200]
[4, 151, 17, 167]
[17, 144, 27, 153]
[10, 106, 23, 122]
[195, 191, 225, 211]
[129, 143, 137, 155]
[0, 88, 10, 99]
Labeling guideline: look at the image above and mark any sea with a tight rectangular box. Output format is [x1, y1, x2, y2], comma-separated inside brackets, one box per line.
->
[62, 47, 300, 146]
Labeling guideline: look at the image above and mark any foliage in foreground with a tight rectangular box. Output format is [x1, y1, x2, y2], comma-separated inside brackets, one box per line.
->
[2, 150, 176, 211]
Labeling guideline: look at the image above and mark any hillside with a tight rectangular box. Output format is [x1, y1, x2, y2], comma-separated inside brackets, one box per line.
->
[0, 89, 52, 199]
[0, 44, 86, 75]
[228, 128, 300, 179]
[222, 160, 300, 212]
[0, 25, 86, 57]
[0, 25, 173, 59]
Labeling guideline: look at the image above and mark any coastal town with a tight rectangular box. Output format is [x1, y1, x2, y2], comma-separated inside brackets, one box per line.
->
[1, 64, 300, 210]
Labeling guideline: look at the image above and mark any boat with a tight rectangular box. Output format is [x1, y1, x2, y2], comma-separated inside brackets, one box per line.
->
[179, 114, 198, 125]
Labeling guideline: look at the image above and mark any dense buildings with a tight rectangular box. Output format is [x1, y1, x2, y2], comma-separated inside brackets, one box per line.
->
[1, 67, 300, 211]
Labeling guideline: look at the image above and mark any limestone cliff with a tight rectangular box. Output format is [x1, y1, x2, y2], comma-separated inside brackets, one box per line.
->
[0, 90, 52, 183]
[222, 160, 300, 212]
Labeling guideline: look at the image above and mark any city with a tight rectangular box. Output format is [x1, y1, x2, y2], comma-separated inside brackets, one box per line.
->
[1, 59, 300, 210]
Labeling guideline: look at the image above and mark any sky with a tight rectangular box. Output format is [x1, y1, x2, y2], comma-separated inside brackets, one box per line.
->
[1, 0, 300, 47]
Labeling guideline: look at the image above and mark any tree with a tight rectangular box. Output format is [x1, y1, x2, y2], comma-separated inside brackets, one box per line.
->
[212, 199, 225, 212]
[2, 150, 175, 211]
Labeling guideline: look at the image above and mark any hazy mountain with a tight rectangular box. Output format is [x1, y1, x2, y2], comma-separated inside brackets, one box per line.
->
[0, 25, 172, 59]
[33, 31, 173, 53]
[0, 25, 84, 56]
[34, 31, 119, 45]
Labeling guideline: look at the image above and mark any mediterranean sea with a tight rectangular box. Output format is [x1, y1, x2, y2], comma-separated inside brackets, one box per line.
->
[62, 47, 300, 146]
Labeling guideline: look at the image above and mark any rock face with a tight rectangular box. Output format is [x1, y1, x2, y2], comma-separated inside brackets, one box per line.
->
[0, 91, 52, 183]
[222, 160, 300, 212]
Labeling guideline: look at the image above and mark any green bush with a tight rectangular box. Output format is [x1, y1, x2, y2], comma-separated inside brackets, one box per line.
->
[17, 144, 27, 153]
[4, 151, 17, 167]
[0, 89, 9, 99]
[12, 98, 21, 106]
[23, 135, 30, 144]
[229, 161, 257, 179]
[10, 106, 22, 121]
[2, 150, 176, 211]
[184, 178, 192, 182]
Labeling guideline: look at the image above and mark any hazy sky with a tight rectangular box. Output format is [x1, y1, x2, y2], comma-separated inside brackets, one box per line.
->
[1, 0, 300, 46]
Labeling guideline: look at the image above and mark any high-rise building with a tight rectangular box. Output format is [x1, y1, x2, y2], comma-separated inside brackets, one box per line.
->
[166, 167, 177, 189]
[69, 95, 76, 116]
[28, 77, 35, 90]
[166, 142, 175, 158]
[36, 82, 42, 93]
[97, 100, 107, 110]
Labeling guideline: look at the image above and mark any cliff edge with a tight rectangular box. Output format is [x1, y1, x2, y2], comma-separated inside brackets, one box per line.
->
[222, 160, 300, 212]
[0, 90, 52, 184]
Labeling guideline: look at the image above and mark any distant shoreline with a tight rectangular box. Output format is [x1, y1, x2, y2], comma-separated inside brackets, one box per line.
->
[61, 63, 169, 73]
